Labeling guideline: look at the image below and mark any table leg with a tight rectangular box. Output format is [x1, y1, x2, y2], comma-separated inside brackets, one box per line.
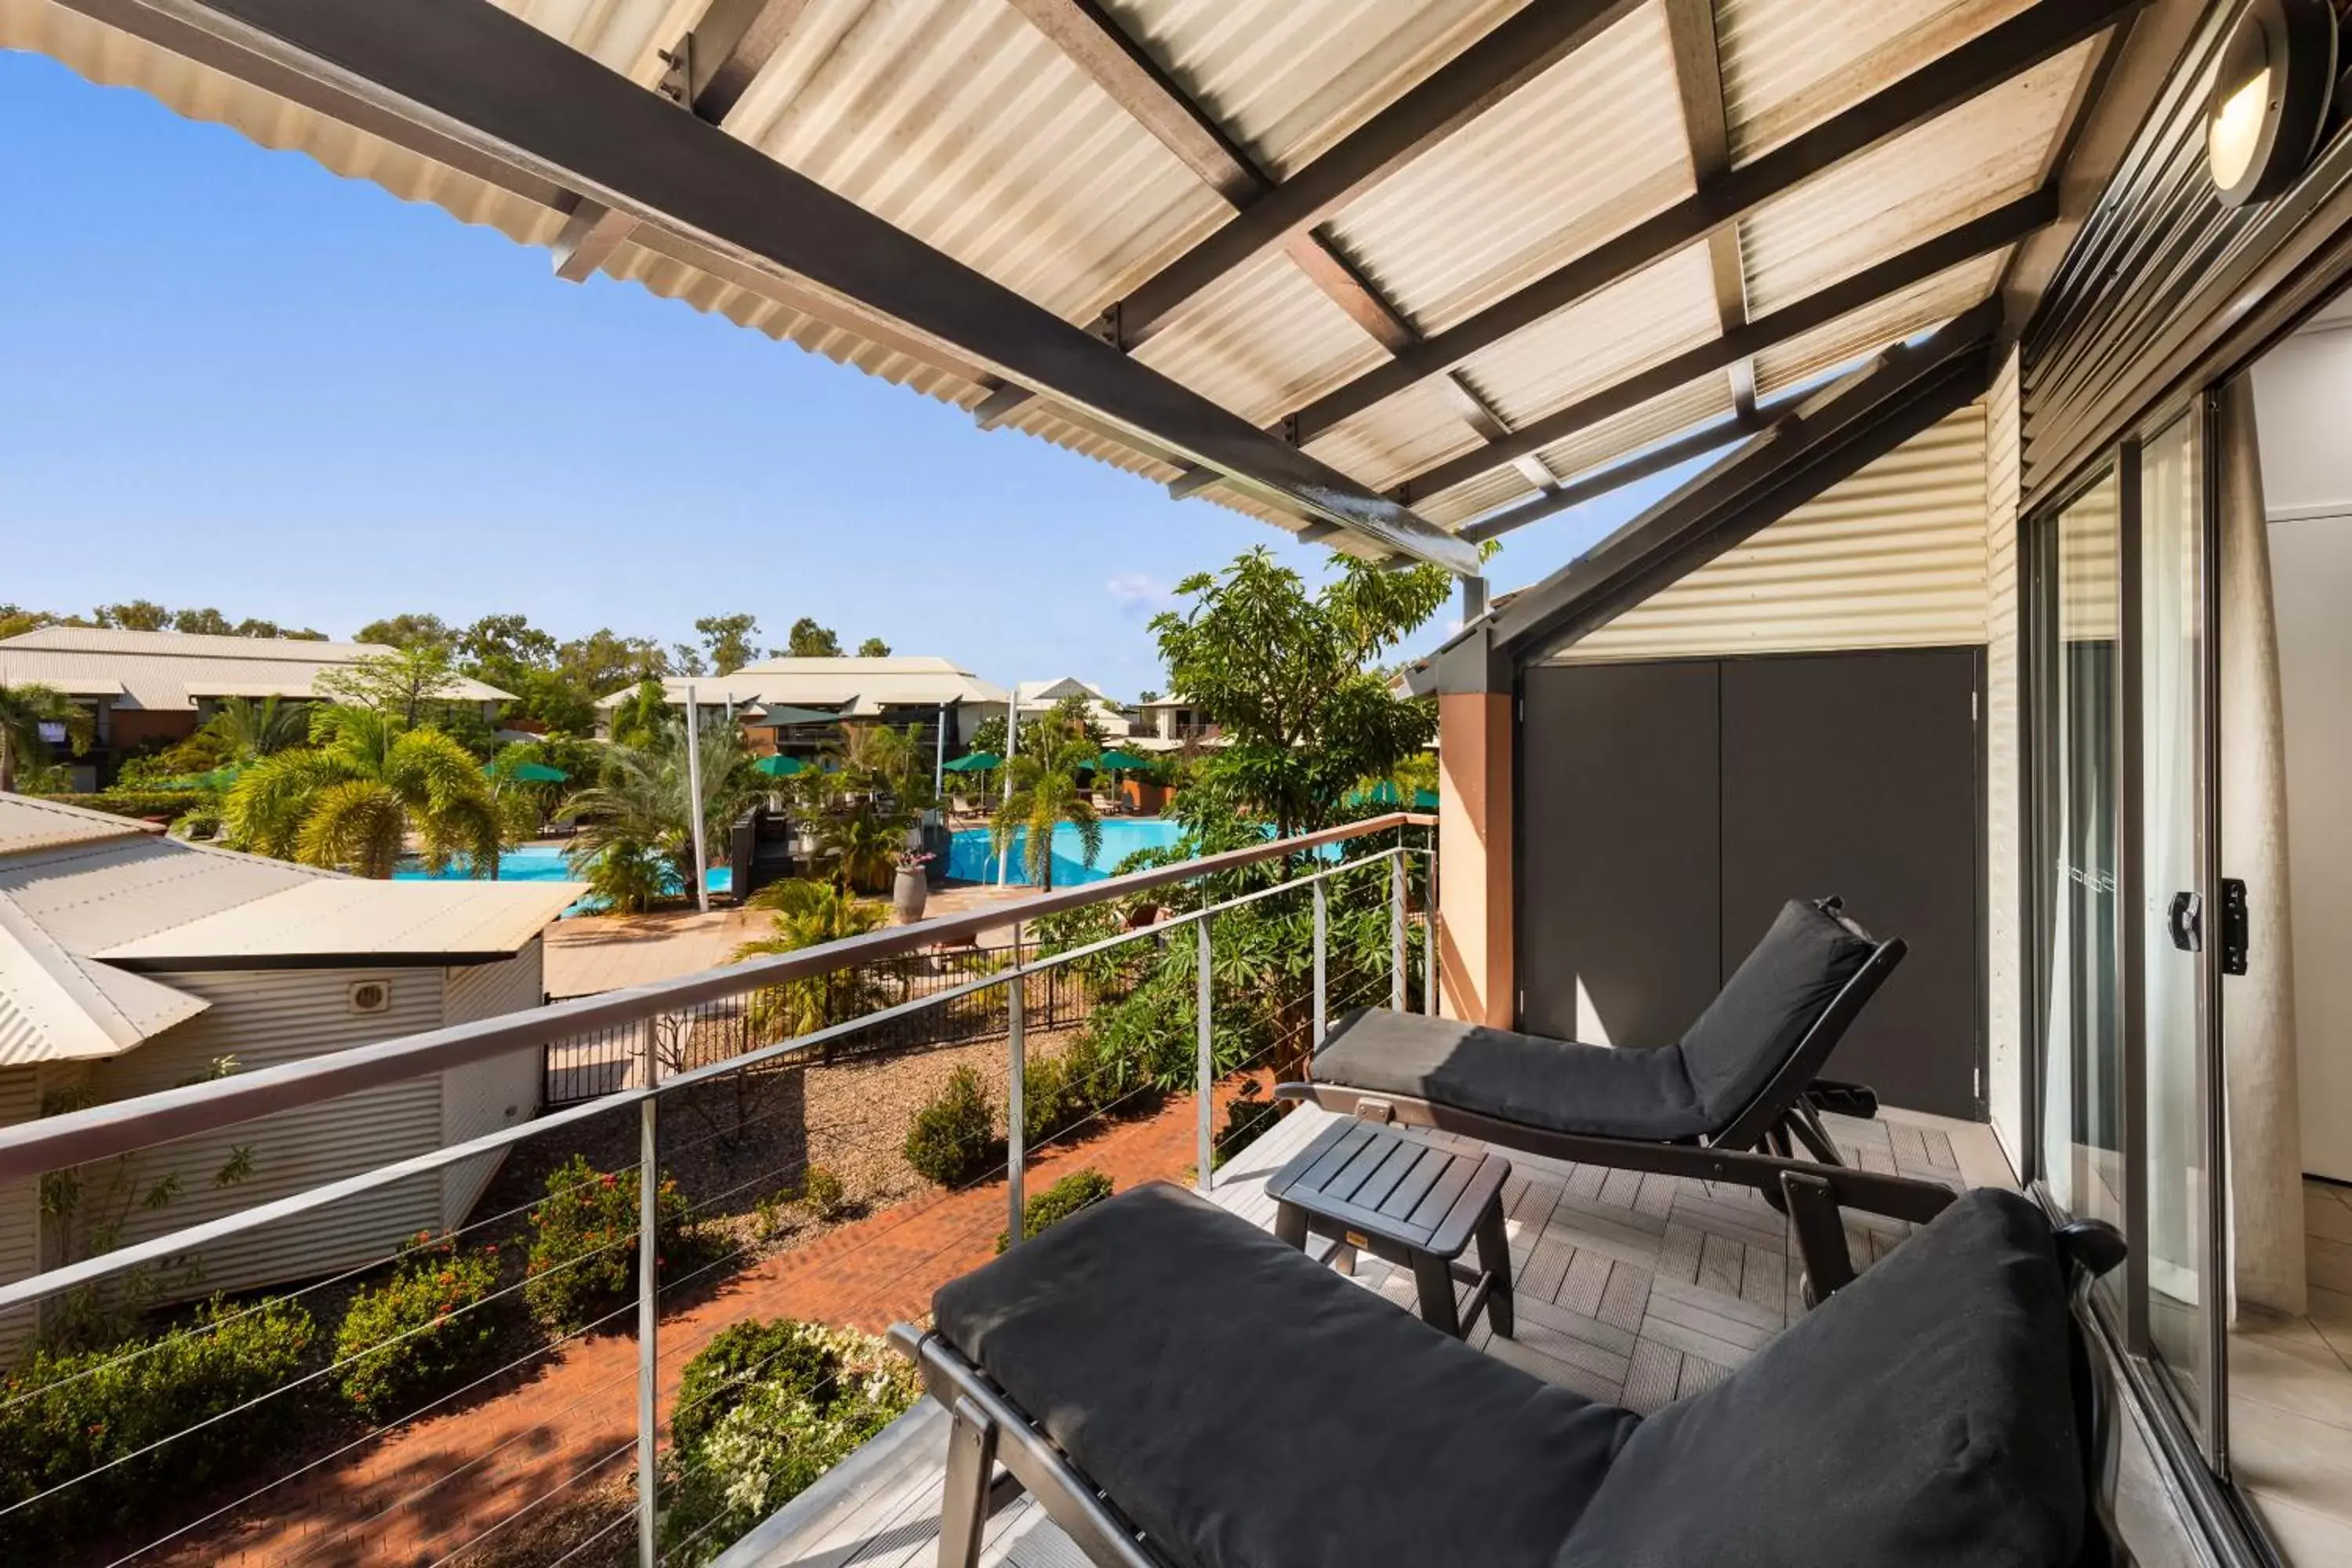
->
[1410, 1250, 1461, 1338]
[1275, 1201, 1307, 1252]
[1474, 1200, 1514, 1338]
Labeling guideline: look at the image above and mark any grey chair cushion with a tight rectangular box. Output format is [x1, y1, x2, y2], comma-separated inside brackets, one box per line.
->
[1678, 899, 1875, 1125]
[1559, 1188, 2083, 1568]
[933, 1181, 1636, 1568]
[1308, 1007, 1714, 1140]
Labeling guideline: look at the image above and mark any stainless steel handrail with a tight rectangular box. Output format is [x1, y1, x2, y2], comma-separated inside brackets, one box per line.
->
[0, 813, 1435, 1180]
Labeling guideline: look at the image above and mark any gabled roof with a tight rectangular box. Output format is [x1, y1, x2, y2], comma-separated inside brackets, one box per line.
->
[95, 879, 588, 969]
[598, 656, 1010, 712]
[0, 626, 514, 710]
[0, 793, 158, 858]
[0, 0, 2131, 565]
[0, 897, 211, 1065]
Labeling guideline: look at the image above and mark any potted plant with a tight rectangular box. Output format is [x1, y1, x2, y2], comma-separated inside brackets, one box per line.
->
[892, 849, 935, 924]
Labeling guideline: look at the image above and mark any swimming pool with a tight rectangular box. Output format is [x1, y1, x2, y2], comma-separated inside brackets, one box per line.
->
[394, 844, 730, 915]
[945, 818, 1182, 887]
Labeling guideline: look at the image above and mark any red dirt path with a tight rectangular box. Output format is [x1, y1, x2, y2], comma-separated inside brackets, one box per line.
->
[167, 1084, 1247, 1567]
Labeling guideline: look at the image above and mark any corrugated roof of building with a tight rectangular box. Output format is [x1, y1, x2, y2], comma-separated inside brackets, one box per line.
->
[600, 655, 1011, 711]
[0, 626, 513, 710]
[0, 897, 212, 1065]
[0, 793, 162, 857]
[95, 878, 588, 967]
[0, 0, 2111, 551]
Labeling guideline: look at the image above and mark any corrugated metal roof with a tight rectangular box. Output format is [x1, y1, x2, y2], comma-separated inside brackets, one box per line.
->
[0, 834, 329, 956]
[0, 794, 157, 858]
[1, 0, 2106, 562]
[0, 626, 512, 709]
[96, 878, 586, 965]
[0, 897, 210, 1064]
[598, 654, 1009, 710]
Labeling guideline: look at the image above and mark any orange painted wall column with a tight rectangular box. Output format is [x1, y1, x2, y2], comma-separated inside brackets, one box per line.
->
[1437, 688, 1513, 1027]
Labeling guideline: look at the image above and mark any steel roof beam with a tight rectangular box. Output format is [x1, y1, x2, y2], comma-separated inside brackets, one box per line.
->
[1287, 0, 2142, 445]
[1106, 0, 1646, 350]
[95, 0, 1476, 572]
[1392, 187, 2055, 502]
[1490, 304, 1998, 659]
[1457, 398, 1790, 543]
[1661, 0, 1755, 415]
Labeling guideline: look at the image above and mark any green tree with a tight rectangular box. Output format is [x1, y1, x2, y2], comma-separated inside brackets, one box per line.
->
[456, 612, 558, 690]
[315, 646, 464, 729]
[171, 607, 234, 636]
[696, 613, 763, 676]
[353, 612, 457, 653]
[223, 708, 505, 878]
[1151, 546, 1450, 836]
[234, 617, 325, 641]
[199, 695, 307, 760]
[855, 637, 891, 658]
[0, 604, 72, 640]
[989, 731, 1101, 891]
[0, 681, 91, 793]
[562, 714, 753, 903]
[557, 627, 671, 696]
[94, 600, 172, 631]
[731, 880, 891, 1040]
[783, 618, 842, 658]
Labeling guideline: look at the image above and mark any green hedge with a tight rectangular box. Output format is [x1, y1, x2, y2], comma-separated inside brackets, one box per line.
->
[996, 1169, 1113, 1254]
[903, 1066, 1001, 1187]
[34, 789, 212, 820]
[0, 1297, 314, 1552]
[333, 1235, 506, 1421]
[660, 1320, 916, 1568]
[523, 1156, 691, 1334]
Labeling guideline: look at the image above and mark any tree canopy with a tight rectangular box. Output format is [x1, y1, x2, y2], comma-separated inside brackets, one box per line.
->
[783, 618, 842, 659]
[1151, 546, 1450, 836]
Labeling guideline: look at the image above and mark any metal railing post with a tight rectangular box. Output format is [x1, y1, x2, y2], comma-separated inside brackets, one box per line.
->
[1423, 843, 1439, 1018]
[1390, 851, 1406, 1011]
[1005, 967, 1026, 1247]
[1312, 878, 1328, 1051]
[1196, 913, 1214, 1192]
[636, 1021, 659, 1568]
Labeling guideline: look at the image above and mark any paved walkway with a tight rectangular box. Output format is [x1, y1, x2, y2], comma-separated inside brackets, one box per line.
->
[166, 1082, 1248, 1567]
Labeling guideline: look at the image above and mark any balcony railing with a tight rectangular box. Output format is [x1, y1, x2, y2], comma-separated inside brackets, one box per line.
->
[0, 812, 1435, 1568]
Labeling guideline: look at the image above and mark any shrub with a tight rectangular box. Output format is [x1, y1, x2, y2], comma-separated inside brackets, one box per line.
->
[523, 1156, 691, 1333]
[902, 1066, 1001, 1187]
[797, 1166, 848, 1222]
[32, 789, 212, 821]
[1213, 1082, 1289, 1171]
[1018, 1047, 1083, 1143]
[996, 1168, 1113, 1254]
[579, 841, 671, 915]
[334, 1233, 506, 1421]
[0, 1296, 313, 1552]
[661, 1321, 916, 1567]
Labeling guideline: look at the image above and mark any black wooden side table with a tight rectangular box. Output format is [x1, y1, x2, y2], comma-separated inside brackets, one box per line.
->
[1267, 1117, 1514, 1339]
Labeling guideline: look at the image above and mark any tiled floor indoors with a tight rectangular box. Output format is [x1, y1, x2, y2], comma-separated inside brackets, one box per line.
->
[719, 1100, 2013, 1568]
[2228, 1179, 2352, 1564]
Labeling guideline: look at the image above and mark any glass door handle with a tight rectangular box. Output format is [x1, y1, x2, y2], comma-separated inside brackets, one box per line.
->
[2167, 891, 2204, 953]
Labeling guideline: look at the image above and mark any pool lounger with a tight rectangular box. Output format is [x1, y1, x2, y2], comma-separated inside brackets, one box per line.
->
[894, 1181, 2129, 1568]
[1277, 896, 1933, 1251]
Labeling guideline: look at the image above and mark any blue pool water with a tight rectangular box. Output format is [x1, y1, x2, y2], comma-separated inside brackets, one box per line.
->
[394, 844, 729, 916]
[945, 818, 1182, 887]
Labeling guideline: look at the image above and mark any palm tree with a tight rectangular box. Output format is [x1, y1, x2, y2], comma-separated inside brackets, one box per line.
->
[561, 715, 755, 902]
[199, 695, 307, 760]
[223, 707, 504, 878]
[0, 681, 90, 793]
[991, 734, 1102, 891]
[816, 802, 904, 894]
[729, 879, 891, 1042]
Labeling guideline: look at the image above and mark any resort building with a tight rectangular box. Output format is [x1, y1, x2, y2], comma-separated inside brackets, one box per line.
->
[1131, 692, 1223, 752]
[593, 655, 1009, 761]
[7, 0, 2352, 1564]
[0, 625, 513, 789]
[0, 794, 578, 1348]
[1010, 677, 1134, 739]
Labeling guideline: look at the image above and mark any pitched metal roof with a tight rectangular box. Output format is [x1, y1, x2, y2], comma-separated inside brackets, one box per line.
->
[0, 793, 158, 858]
[598, 655, 1011, 711]
[94, 878, 587, 968]
[0, 626, 514, 710]
[1, 0, 2128, 564]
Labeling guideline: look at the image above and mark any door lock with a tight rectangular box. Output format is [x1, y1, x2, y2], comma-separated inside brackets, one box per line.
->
[2167, 891, 2204, 953]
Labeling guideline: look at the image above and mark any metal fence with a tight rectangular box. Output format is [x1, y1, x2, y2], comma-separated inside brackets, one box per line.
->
[0, 814, 1436, 1568]
[542, 941, 1104, 1106]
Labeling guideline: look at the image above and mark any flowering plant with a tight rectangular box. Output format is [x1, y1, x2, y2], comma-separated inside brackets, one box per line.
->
[891, 848, 936, 870]
[333, 1235, 503, 1421]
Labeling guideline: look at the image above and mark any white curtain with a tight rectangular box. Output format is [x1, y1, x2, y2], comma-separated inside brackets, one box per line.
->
[2218, 375, 2307, 1317]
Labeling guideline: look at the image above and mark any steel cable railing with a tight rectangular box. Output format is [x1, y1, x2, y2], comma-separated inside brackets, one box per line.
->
[0, 817, 1436, 1568]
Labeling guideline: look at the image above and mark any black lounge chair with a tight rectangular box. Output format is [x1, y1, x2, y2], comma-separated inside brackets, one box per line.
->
[894, 1181, 2129, 1568]
[1276, 895, 1934, 1226]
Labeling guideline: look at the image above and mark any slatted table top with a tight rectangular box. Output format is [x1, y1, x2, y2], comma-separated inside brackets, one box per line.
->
[1265, 1117, 1512, 1258]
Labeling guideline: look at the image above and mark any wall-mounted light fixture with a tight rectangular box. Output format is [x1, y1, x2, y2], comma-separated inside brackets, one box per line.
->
[2209, 0, 2339, 207]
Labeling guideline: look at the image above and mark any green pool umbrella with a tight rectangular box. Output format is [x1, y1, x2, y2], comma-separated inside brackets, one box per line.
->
[942, 752, 1001, 773]
[507, 761, 570, 783]
[754, 754, 808, 778]
[1093, 750, 1149, 772]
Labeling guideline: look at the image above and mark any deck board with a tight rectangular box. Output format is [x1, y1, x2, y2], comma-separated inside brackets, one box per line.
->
[719, 1104, 2011, 1568]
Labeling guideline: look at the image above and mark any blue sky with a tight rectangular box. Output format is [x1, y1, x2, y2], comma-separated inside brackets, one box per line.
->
[0, 49, 1696, 699]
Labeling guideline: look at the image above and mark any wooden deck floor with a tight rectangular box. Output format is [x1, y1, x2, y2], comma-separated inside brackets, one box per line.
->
[716, 1102, 2010, 1568]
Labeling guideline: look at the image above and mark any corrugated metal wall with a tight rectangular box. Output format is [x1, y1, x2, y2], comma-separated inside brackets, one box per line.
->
[1546, 401, 1992, 663]
[0, 1066, 38, 1355]
[83, 968, 446, 1298]
[439, 945, 546, 1230]
[1985, 348, 2025, 1165]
